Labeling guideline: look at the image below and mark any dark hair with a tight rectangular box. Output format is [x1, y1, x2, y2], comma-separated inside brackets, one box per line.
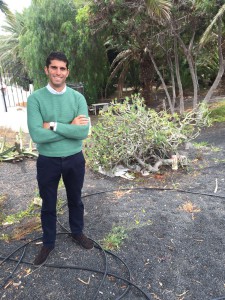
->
[46, 51, 69, 68]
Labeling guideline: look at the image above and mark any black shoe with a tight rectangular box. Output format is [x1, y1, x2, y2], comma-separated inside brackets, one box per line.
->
[33, 246, 54, 266]
[72, 233, 94, 250]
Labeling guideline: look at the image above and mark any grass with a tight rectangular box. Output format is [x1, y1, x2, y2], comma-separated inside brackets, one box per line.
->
[0, 195, 65, 241]
[193, 141, 209, 149]
[101, 226, 128, 250]
[209, 100, 225, 123]
[0, 194, 7, 224]
[101, 218, 152, 251]
[1, 201, 38, 226]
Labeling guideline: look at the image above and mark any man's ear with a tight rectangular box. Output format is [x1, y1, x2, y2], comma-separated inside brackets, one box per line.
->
[66, 69, 70, 78]
[44, 66, 49, 76]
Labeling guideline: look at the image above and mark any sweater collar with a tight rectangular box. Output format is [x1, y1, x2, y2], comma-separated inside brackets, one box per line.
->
[46, 83, 67, 95]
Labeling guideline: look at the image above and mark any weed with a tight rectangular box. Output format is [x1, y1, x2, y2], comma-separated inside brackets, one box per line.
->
[101, 226, 127, 250]
[178, 201, 201, 213]
[211, 146, 221, 152]
[193, 141, 209, 149]
[0, 194, 7, 224]
[214, 158, 225, 163]
[1, 202, 38, 226]
[58, 177, 65, 190]
[101, 219, 152, 251]
[0, 234, 10, 242]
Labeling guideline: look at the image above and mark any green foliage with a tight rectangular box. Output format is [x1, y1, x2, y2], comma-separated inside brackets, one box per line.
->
[1, 201, 37, 225]
[194, 0, 222, 13]
[0, 12, 31, 88]
[101, 226, 127, 250]
[0, 130, 37, 162]
[209, 100, 225, 123]
[0, 0, 12, 17]
[19, 0, 77, 89]
[19, 0, 109, 103]
[74, 5, 110, 103]
[85, 94, 210, 172]
[193, 141, 209, 149]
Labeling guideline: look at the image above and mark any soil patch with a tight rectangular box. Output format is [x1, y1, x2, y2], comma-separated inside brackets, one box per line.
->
[0, 123, 225, 300]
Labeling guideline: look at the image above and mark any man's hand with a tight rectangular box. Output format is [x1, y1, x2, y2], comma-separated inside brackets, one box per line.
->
[71, 115, 89, 125]
[43, 122, 50, 129]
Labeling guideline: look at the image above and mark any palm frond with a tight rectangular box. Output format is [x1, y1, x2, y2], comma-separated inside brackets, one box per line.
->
[0, 1, 14, 20]
[200, 4, 225, 46]
[145, 0, 172, 24]
[110, 50, 132, 69]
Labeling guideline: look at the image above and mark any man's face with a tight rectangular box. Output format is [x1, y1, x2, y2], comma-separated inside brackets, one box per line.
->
[44, 59, 69, 90]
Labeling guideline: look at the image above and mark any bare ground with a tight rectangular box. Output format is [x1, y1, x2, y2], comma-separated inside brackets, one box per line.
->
[0, 122, 225, 300]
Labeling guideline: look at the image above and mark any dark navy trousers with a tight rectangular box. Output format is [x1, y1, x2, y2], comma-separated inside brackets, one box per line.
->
[37, 151, 85, 248]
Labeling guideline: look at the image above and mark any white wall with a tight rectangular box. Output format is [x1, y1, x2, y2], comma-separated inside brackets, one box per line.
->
[0, 108, 28, 133]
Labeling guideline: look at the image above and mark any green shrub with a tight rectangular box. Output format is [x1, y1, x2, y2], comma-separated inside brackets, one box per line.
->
[85, 94, 210, 172]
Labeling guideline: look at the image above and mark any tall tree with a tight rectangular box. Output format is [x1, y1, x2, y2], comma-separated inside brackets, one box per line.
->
[0, 12, 30, 88]
[19, 0, 109, 103]
[0, 0, 11, 16]
[197, 2, 225, 103]
[90, 0, 172, 107]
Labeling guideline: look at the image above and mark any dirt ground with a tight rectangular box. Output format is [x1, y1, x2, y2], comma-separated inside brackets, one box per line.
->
[1, 122, 225, 300]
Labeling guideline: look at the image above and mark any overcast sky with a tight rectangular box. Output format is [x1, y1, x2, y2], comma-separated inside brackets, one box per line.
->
[0, 0, 31, 32]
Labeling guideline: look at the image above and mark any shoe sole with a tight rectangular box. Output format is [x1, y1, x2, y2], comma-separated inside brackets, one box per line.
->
[33, 248, 55, 267]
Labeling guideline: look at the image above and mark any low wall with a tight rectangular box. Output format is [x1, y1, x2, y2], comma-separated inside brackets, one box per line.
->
[0, 107, 28, 133]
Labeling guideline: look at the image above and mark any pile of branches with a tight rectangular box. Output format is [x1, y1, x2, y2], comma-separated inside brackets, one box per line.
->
[85, 94, 210, 174]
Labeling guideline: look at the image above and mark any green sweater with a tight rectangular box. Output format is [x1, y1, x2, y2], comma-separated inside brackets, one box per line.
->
[27, 86, 89, 157]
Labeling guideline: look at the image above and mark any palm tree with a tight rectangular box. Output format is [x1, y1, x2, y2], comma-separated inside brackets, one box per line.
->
[91, 0, 172, 106]
[145, 0, 172, 23]
[0, 12, 30, 88]
[199, 4, 225, 46]
[0, 0, 13, 20]
[198, 3, 225, 103]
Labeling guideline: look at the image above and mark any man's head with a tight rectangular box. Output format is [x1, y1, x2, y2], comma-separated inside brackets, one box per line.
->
[45, 51, 70, 91]
[46, 51, 69, 69]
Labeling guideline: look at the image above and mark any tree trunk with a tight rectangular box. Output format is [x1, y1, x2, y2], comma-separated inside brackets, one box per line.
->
[139, 52, 155, 107]
[147, 49, 174, 114]
[117, 63, 129, 99]
[175, 31, 199, 109]
[203, 17, 225, 103]
[167, 55, 176, 109]
[174, 36, 184, 114]
[187, 55, 198, 108]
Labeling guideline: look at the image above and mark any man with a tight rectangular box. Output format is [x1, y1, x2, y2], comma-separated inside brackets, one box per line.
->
[27, 51, 93, 266]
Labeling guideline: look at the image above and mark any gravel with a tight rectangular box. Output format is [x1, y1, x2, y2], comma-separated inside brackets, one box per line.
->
[1, 123, 225, 299]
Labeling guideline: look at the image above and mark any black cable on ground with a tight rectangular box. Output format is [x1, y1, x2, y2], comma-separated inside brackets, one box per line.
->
[57, 219, 110, 300]
[57, 219, 132, 300]
[1, 186, 225, 299]
[0, 253, 152, 299]
[80, 186, 225, 200]
[0, 232, 151, 299]
[0, 246, 26, 289]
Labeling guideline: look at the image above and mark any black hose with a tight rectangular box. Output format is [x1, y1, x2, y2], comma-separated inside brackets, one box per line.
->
[0, 245, 26, 289]
[81, 186, 225, 200]
[1, 186, 225, 299]
[0, 232, 150, 299]
[57, 219, 110, 300]
[57, 219, 132, 300]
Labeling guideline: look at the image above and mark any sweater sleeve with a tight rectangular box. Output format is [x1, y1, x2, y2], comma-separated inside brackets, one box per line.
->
[27, 95, 65, 144]
[54, 94, 89, 140]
